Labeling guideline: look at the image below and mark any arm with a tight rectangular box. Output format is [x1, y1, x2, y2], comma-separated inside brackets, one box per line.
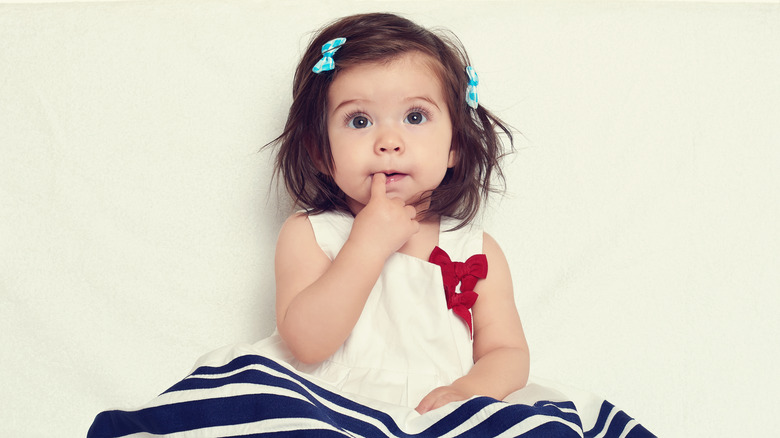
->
[416, 232, 530, 413]
[275, 174, 419, 364]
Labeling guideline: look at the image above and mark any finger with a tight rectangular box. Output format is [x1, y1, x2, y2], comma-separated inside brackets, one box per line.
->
[415, 394, 435, 414]
[370, 173, 387, 200]
[415, 386, 447, 414]
[416, 394, 450, 414]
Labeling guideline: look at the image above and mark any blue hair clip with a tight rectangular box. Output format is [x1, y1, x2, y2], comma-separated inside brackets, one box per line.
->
[465, 66, 479, 109]
[312, 37, 346, 74]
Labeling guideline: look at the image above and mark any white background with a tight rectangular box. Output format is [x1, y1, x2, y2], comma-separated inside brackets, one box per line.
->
[1, 1, 778, 436]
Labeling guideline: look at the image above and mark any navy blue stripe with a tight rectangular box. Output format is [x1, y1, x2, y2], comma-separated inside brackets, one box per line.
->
[174, 355, 588, 436]
[455, 401, 583, 438]
[465, 421, 581, 438]
[599, 408, 640, 438]
[89, 394, 333, 437]
[224, 431, 353, 438]
[180, 372, 404, 437]
[584, 401, 657, 438]
[90, 354, 652, 438]
[171, 355, 396, 424]
[166, 356, 532, 438]
[625, 423, 657, 438]
[172, 369, 516, 437]
[164, 366, 413, 436]
[423, 396, 497, 437]
[531, 400, 582, 426]
[89, 392, 506, 438]
[179, 354, 291, 380]
[585, 400, 614, 437]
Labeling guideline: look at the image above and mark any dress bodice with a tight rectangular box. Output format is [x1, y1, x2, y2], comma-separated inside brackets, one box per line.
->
[259, 211, 484, 408]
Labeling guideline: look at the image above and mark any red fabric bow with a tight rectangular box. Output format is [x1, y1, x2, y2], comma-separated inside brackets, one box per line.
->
[428, 246, 488, 338]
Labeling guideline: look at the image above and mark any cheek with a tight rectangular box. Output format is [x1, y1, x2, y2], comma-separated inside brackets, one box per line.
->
[330, 147, 366, 193]
[330, 143, 359, 172]
[328, 132, 353, 168]
[432, 130, 454, 165]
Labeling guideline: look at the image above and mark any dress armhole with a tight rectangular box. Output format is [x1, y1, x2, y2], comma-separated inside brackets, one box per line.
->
[438, 217, 484, 261]
[307, 211, 354, 261]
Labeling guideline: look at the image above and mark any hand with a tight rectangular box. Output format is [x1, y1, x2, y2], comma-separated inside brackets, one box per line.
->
[415, 385, 471, 414]
[349, 173, 420, 259]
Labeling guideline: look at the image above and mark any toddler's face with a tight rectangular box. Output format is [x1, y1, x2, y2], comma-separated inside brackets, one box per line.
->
[326, 52, 455, 216]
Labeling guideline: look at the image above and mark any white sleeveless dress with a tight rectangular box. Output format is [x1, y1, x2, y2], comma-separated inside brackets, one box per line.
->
[88, 210, 656, 437]
[251, 210, 482, 409]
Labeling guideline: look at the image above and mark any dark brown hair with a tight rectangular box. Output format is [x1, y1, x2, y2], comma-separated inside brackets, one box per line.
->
[268, 12, 513, 229]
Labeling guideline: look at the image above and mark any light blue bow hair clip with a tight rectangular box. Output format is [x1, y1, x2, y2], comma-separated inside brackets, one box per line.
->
[465, 66, 479, 109]
[312, 37, 347, 74]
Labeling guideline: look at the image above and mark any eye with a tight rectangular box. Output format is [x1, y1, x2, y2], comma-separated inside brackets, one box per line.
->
[347, 114, 372, 129]
[404, 110, 428, 125]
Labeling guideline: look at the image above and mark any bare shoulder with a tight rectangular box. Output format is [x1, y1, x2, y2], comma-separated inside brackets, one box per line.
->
[274, 212, 331, 319]
[276, 211, 328, 251]
[481, 232, 512, 282]
[277, 211, 313, 243]
[275, 211, 331, 269]
[482, 232, 504, 257]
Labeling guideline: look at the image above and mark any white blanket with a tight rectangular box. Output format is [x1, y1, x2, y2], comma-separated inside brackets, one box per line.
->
[1, 1, 778, 437]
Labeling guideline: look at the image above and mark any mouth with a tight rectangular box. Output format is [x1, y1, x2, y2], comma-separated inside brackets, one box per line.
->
[375, 171, 407, 183]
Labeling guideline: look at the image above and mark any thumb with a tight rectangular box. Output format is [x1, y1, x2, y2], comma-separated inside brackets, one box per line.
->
[370, 173, 387, 201]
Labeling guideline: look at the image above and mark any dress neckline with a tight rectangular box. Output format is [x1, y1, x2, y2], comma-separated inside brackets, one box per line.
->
[330, 211, 458, 265]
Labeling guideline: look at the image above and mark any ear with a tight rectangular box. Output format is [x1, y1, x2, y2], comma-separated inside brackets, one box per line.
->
[447, 146, 458, 168]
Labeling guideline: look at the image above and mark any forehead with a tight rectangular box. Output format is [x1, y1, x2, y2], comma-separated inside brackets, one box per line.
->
[327, 52, 446, 108]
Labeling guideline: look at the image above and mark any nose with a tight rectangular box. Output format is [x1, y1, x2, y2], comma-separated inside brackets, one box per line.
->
[374, 126, 404, 155]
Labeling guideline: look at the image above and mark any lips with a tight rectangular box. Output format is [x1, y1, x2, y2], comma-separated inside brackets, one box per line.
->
[376, 171, 406, 183]
[385, 173, 406, 183]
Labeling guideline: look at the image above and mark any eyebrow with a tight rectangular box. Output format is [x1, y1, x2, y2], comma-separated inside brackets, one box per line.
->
[408, 96, 442, 110]
[330, 99, 366, 115]
[330, 96, 442, 115]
